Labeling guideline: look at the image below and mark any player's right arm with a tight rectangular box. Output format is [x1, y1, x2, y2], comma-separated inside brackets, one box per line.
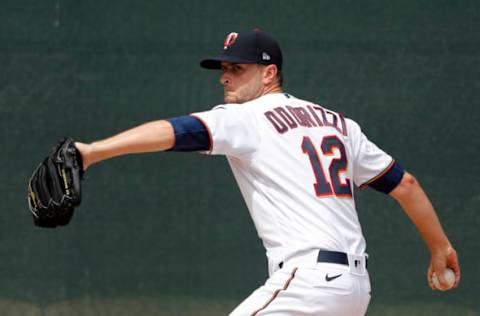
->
[75, 120, 175, 170]
[388, 172, 461, 290]
[347, 118, 460, 291]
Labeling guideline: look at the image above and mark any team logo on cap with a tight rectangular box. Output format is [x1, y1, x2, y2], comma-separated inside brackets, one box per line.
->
[223, 32, 238, 50]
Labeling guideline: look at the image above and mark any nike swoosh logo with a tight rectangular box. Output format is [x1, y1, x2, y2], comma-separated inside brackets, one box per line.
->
[325, 273, 343, 282]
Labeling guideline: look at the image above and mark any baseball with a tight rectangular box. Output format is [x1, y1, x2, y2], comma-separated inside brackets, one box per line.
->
[432, 268, 455, 290]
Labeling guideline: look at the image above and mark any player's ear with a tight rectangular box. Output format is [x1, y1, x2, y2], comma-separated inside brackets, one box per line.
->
[262, 64, 278, 85]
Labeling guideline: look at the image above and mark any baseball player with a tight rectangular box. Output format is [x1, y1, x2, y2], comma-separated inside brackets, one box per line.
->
[74, 29, 460, 315]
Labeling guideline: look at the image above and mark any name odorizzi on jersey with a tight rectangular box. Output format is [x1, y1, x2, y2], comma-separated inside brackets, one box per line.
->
[264, 104, 348, 136]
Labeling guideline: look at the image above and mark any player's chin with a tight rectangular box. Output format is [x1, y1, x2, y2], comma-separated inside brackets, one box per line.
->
[225, 92, 251, 104]
[223, 93, 237, 103]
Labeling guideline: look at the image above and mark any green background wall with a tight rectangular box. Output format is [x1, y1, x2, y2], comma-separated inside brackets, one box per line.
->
[1, 0, 479, 315]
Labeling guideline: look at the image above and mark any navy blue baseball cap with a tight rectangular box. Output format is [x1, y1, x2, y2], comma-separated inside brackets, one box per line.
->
[200, 29, 283, 70]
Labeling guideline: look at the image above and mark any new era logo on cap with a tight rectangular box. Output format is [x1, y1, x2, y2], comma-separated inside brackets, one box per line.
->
[200, 28, 283, 70]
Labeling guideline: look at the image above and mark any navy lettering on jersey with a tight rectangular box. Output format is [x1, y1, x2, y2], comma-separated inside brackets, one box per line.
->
[302, 136, 352, 198]
[265, 105, 347, 135]
[307, 105, 324, 127]
[321, 136, 352, 197]
[288, 106, 317, 127]
[302, 136, 333, 197]
[285, 106, 302, 125]
[316, 107, 347, 136]
[265, 111, 288, 134]
[274, 107, 297, 129]
[301, 108, 319, 127]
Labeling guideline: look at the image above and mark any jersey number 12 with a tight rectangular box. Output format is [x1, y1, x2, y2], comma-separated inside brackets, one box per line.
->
[301, 136, 352, 198]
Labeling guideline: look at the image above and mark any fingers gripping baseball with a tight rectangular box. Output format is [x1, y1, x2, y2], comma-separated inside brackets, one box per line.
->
[428, 246, 460, 290]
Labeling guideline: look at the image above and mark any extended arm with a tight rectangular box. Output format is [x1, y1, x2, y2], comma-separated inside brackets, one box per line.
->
[389, 171, 460, 290]
[75, 120, 175, 170]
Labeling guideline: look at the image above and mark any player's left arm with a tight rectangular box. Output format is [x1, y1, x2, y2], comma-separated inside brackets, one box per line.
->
[74, 109, 240, 170]
[388, 171, 461, 290]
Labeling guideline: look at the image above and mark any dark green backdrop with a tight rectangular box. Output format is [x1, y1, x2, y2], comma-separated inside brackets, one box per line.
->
[1, 1, 479, 315]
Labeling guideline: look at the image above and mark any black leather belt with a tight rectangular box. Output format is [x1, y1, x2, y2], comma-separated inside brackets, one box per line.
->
[318, 250, 368, 269]
[279, 250, 367, 269]
[317, 250, 349, 265]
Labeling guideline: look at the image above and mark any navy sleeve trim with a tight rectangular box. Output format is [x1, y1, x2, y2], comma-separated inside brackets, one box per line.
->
[366, 161, 405, 194]
[166, 115, 211, 152]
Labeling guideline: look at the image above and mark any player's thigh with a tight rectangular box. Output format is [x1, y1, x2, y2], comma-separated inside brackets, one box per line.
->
[301, 265, 371, 316]
[229, 266, 370, 316]
[229, 268, 299, 316]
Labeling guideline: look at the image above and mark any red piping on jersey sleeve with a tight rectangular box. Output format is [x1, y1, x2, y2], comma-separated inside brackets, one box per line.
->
[359, 159, 396, 189]
[190, 114, 213, 153]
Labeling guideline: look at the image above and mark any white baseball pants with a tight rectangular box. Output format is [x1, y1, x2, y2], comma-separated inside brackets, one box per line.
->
[229, 252, 371, 316]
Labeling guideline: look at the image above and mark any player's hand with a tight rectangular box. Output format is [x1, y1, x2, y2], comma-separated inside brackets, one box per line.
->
[427, 245, 460, 290]
[74, 142, 92, 171]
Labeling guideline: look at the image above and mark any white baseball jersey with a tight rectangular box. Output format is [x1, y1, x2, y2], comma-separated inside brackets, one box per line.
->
[192, 93, 394, 273]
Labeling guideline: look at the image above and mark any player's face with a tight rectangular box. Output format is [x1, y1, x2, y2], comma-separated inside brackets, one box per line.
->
[220, 62, 264, 103]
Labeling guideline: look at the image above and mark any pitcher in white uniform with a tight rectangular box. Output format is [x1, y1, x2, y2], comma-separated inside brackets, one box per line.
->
[74, 28, 460, 315]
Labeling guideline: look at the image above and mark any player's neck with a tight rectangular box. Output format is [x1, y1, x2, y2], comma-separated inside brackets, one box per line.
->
[262, 83, 283, 97]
